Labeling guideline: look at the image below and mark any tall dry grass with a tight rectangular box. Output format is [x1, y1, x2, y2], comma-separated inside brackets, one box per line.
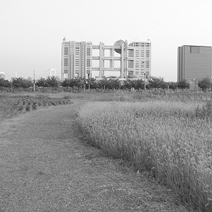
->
[78, 100, 212, 211]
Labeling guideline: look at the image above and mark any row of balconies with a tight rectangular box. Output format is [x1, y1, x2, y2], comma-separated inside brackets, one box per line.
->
[92, 45, 121, 49]
[92, 56, 149, 60]
[92, 45, 142, 50]
[91, 68, 135, 71]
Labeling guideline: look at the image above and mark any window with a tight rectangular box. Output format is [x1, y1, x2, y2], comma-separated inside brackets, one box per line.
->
[135, 61, 139, 68]
[75, 59, 79, 66]
[87, 59, 91, 67]
[135, 71, 139, 75]
[146, 61, 150, 68]
[76, 46, 80, 55]
[87, 48, 91, 56]
[64, 70, 68, 74]
[146, 50, 150, 57]
[128, 71, 134, 76]
[136, 50, 139, 57]
[128, 50, 134, 57]
[64, 47, 68, 55]
[128, 60, 134, 68]
[64, 58, 68, 66]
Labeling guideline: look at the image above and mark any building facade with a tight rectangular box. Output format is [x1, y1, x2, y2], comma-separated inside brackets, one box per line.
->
[177, 45, 212, 83]
[61, 39, 151, 80]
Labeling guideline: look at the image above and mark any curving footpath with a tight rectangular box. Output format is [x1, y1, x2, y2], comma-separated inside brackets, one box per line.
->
[0, 100, 192, 212]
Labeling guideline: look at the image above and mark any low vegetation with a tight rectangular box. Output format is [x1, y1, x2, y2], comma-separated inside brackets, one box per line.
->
[0, 94, 72, 120]
[77, 100, 212, 211]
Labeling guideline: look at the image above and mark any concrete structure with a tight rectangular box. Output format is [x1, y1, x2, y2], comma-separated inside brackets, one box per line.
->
[177, 45, 212, 85]
[61, 38, 151, 80]
[0, 72, 5, 79]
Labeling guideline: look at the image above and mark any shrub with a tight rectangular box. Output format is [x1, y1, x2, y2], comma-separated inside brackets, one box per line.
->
[25, 104, 31, 111]
[32, 103, 37, 110]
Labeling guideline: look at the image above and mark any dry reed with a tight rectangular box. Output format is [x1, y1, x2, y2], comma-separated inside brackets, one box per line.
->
[78, 100, 212, 211]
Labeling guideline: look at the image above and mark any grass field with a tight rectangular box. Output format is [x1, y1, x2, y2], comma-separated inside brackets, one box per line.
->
[77, 99, 212, 211]
[1, 90, 212, 211]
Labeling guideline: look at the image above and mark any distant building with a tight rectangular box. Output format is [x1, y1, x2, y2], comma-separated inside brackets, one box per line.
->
[49, 69, 56, 77]
[177, 45, 212, 84]
[0, 72, 5, 79]
[28, 77, 32, 81]
[61, 39, 151, 80]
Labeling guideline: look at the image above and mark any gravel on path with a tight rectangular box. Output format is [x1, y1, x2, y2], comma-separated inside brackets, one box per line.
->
[0, 100, 194, 212]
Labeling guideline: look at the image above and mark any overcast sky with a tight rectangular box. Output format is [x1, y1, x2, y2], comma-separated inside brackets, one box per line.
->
[1, 0, 212, 81]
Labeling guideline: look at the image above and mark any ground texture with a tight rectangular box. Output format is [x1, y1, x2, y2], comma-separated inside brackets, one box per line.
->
[0, 99, 194, 212]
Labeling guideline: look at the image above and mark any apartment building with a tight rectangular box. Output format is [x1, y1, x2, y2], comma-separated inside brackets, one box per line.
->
[61, 39, 151, 80]
[177, 45, 212, 82]
[61, 40, 92, 80]
[128, 41, 151, 79]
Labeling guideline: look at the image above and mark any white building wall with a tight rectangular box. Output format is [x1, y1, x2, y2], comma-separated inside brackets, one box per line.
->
[61, 39, 151, 80]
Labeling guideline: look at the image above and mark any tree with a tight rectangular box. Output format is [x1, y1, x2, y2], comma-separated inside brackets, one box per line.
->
[198, 77, 211, 91]
[160, 81, 169, 89]
[99, 77, 108, 89]
[122, 79, 134, 89]
[149, 77, 165, 89]
[0, 79, 11, 88]
[12, 78, 33, 88]
[168, 82, 177, 90]
[36, 77, 46, 87]
[45, 76, 59, 88]
[131, 79, 145, 89]
[88, 78, 99, 89]
[106, 79, 121, 89]
[177, 80, 190, 90]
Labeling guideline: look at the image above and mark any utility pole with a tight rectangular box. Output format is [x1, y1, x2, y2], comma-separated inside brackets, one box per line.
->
[33, 68, 36, 92]
[144, 73, 146, 91]
[88, 73, 90, 92]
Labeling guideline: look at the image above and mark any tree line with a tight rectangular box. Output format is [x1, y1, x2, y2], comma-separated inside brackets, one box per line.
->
[0, 76, 211, 91]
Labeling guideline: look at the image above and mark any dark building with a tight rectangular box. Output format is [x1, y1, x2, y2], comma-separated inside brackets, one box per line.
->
[177, 45, 212, 84]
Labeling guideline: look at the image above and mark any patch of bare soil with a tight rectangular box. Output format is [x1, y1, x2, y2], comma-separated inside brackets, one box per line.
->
[0, 99, 196, 211]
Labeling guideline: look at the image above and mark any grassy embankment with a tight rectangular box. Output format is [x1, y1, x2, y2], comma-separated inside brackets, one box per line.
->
[77, 98, 212, 212]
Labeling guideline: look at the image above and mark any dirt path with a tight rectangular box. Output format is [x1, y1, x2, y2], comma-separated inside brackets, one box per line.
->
[0, 100, 193, 212]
